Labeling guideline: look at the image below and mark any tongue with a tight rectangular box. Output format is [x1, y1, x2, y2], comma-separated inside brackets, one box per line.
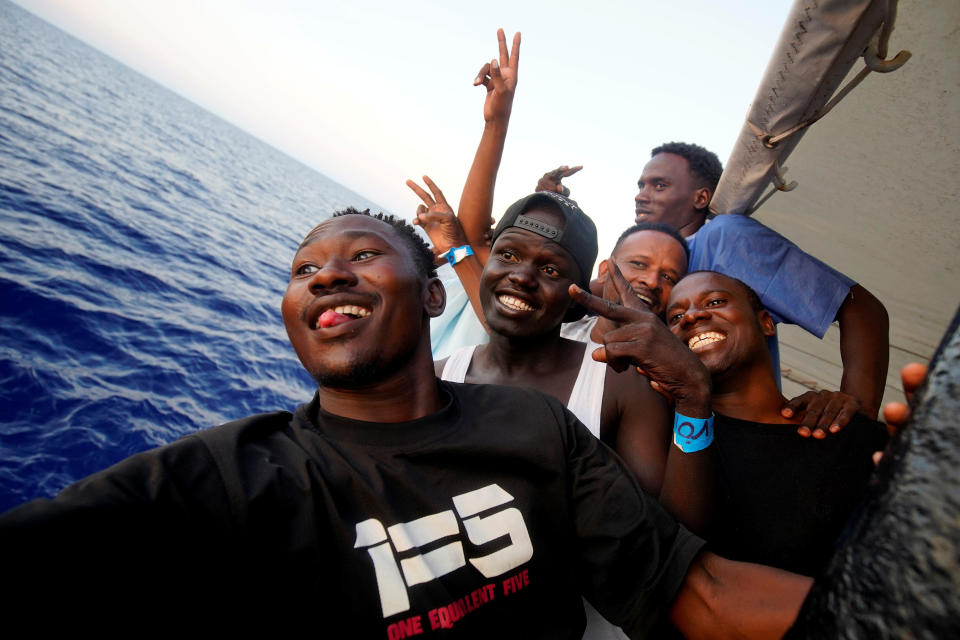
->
[319, 309, 353, 328]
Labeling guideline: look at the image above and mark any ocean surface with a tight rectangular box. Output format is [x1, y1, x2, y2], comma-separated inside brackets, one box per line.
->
[0, 1, 389, 511]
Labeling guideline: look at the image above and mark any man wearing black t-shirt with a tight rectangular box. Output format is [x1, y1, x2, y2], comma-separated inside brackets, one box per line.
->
[0, 211, 811, 637]
[663, 270, 888, 576]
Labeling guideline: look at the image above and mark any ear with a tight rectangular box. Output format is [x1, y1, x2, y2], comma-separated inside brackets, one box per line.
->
[757, 309, 776, 337]
[424, 277, 446, 318]
[597, 259, 609, 282]
[693, 187, 712, 211]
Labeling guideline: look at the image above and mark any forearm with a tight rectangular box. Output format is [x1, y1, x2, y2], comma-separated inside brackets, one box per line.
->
[837, 284, 889, 419]
[659, 389, 714, 535]
[670, 551, 812, 639]
[458, 119, 509, 262]
[450, 254, 488, 330]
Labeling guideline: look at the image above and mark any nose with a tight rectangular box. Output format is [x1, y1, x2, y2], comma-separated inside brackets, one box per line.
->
[506, 263, 538, 289]
[308, 258, 358, 292]
[635, 184, 651, 204]
[679, 305, 710, 329]
[634, 269, 659, 292]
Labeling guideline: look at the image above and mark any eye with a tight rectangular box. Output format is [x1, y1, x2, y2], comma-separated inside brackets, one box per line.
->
[662, 273, 676, 285]
[630, 261, 648, 270]
[294, 263, 318, 277]
[706, 297, 726, 307]
[352, 250, 380, 261]
[498, 249, 519, 262]
[542, 265, 561, 278]
[667, 311, 684, 325]
[654, 182, 667, 191]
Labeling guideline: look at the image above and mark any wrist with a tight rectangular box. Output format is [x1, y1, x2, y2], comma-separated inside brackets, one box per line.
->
[674, 393, 711, 419]
[673, 411, 714, 453]
[441, 245, 474, 266]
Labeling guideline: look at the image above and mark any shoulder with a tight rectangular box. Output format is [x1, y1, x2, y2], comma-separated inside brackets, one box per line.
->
[189, 410, 297, 451]
[695, 213, 787, 246]
[603, 366, 668, 415]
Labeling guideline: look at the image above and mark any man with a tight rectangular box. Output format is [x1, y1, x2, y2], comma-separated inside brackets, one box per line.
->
[0, 210, 811, 637]
[663, 270, 888, 575]
[539, 142, 890, 433]
[560, 221, 689, 345]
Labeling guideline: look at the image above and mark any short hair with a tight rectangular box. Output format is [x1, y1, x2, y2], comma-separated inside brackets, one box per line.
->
[651, 142, 723, 193]
[613, 222, 690, 262]
[327, 207, 437, 279]
[687, 270, 764, 313]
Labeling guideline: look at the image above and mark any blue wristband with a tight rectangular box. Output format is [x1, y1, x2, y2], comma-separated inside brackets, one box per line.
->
[442, 245, 474, 266]
[673, 412, 714, 453]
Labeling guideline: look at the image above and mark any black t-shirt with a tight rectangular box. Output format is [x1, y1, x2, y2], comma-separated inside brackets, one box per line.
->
[711, 413, 888, 576]
[0, 381, 703, 637]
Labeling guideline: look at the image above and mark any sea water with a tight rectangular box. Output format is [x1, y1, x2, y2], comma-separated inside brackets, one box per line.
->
[0, 1, 389, 511]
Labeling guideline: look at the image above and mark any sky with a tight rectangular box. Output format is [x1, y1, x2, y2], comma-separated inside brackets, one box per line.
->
[14, 0, 794, 258]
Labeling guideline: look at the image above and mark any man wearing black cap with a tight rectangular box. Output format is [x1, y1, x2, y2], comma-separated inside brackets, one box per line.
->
[437, 191, 712, 533]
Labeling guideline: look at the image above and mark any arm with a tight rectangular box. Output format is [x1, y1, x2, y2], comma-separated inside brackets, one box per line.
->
[571, 261, 715, 534]
[780, 284, 889, 435]
[670, 551, 812, 639]
[407, 176, 488, 328]
[837, 284, 889, 419]
[457, 29, 520, 262]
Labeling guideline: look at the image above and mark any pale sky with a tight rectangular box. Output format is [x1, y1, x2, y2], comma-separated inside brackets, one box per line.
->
[14, 0, 794, 258]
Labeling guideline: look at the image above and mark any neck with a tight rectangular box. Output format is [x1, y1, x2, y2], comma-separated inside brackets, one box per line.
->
[710, 361, 793, 424]
[678, 215, 705, 238]
[317, 343, 443, 423]
[478, 327, 574, 375]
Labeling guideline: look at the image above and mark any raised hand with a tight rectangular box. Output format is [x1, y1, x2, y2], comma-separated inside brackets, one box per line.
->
[782, 390, 862, 438]
[535, 165, 583, 197]
[569, 259, 711, 416]
[474, 29, 520, 124]
[406, 176, 469, 262]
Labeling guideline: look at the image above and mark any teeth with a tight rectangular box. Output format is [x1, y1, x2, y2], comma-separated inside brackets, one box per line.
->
[688, 331, 725, 350]
[498, 295, 534, 312]
[633, 291, 653, 306]
[334, 305, 370, 319]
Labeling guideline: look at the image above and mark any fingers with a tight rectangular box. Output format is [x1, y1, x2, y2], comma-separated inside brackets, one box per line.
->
[474, 62, 491, 87]
[406, 179, 434, 207]
[605, 258, 648, 312]
[421, 175, 448, 206]
[900, 362, 927, 402]
[568, 284, 640, 324]
[882, 401, 910, 432]
[780, 392, 808, 419]
[497, 28, 509, 68]
[562, 165, 583, 178]
[509, 31, 520, 70]
[792, 391, 859, 438]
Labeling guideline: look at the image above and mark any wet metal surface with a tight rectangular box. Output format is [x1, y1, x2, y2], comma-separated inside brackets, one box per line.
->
[787, 305, 960, 638]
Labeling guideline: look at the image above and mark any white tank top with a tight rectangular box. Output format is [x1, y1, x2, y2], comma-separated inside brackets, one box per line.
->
[440, 342, 606, 438]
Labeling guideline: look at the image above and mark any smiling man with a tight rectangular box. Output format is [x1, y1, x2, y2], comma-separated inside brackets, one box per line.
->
[438, 193, 710, 534]
[665, 270, 888, 576]
[0, 210, 813, 636]
[560, 221, 689, 345]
